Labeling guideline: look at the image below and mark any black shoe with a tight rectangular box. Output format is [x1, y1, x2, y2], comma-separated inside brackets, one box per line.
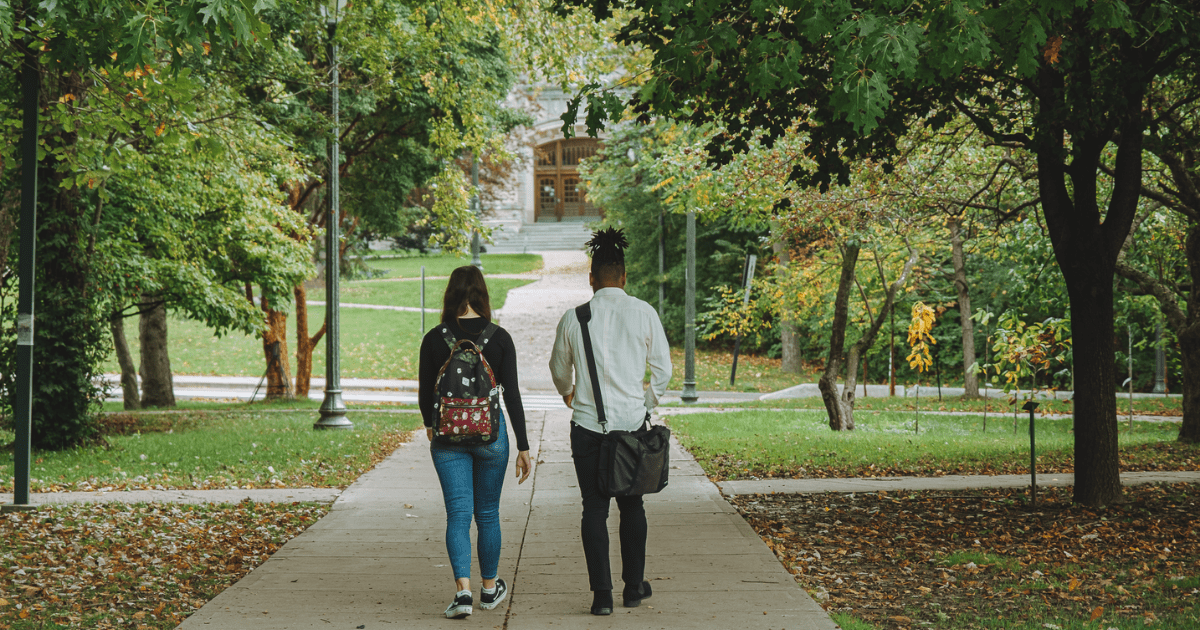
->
[480, 578, 507, 610]
[590, 590, 613, 616]
[444, 591, 472, 619]
[623, 580, 652, 608]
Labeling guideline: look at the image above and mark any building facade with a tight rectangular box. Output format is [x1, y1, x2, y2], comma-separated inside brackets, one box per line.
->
[491, 87, 607, 228]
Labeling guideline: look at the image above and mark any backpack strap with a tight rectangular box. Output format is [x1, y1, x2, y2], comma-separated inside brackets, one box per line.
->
[475, 322, 499, 350]
[440, 324, 457, 349]
[574, 302, 607, 433]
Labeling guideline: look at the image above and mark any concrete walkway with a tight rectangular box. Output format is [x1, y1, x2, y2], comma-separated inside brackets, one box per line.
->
[175, 248, 837, 629]
[176, 410, 836, 629]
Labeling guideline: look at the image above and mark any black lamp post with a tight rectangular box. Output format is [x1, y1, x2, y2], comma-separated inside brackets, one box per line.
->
[5, 5, 40, 512]
[315, 2, 351, 430]
[681, 210, 698, 403]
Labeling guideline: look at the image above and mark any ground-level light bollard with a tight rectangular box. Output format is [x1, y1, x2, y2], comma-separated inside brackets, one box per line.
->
[1023, 400, 1039, 507]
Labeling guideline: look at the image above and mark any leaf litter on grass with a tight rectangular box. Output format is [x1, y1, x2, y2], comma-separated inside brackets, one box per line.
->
[0, 500, 327, 629]
[1, 412, 419, 494]
[733, 483, 1200, 629]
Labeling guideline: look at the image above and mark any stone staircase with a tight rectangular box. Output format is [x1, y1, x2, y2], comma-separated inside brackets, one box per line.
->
[486, 220, 597, 253]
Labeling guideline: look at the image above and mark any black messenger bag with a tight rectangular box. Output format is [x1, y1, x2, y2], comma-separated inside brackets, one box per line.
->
[575, 303, 670, 497]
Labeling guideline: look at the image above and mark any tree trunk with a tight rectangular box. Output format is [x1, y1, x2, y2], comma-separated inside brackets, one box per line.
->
[1179, 330, 1200, 443]
[138, 296, 175, 408]
[293, 284, 327, 398]
[773, 226, 802, 373]
[820, 245, 860, 431]
[260, 295, 293, 400]
[1063, 275, 1122, 505]
[1178, 225, 1200, 443]
[949, 218, 979, 397]
[820, 242, 921, 432]
[110, 313, 140, 410]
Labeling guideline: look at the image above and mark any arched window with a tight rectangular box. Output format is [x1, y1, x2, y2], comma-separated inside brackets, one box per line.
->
[534, 138, 603, 222]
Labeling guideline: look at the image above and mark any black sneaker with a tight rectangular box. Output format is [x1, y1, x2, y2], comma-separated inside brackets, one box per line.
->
[444, 590, 472, 619]
[623, 580, 652, 608]
[480, 578, 507, 610]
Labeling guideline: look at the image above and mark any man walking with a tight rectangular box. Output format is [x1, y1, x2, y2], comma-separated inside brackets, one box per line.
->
[549, 227, 672, 616]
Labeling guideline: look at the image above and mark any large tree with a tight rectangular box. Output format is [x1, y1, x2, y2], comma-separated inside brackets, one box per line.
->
[558, 0, 1199, 507]
[0, 0, 276, 447]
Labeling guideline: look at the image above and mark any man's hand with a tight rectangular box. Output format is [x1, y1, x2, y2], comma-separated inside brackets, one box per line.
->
[562, 392, 574, 409]
[515, 450, 533, 484]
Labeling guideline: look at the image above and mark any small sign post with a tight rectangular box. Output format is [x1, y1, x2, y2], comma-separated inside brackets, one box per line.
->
[1023, 400, 1039, 507]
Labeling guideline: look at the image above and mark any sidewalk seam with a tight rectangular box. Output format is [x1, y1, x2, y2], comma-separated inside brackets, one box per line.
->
[502, 410, 547, 629]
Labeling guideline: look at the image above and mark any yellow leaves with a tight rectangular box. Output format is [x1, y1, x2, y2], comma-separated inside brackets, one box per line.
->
[1043, 35, 1063, 65]
[155, 122, 167, 136]
[58, 93, 75, 104]
[906, 302, 936, 372]
[202, 41, 212, 55]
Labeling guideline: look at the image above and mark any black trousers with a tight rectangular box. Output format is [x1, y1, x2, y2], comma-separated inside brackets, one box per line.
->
[570, 422, 647, 592]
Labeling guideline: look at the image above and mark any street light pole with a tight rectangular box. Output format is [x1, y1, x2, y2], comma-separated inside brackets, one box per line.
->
[6, 9, 40, 511]
[470, 153, 482, 269]
[315, 8, 351, 430]
[681, 211, 698, 403]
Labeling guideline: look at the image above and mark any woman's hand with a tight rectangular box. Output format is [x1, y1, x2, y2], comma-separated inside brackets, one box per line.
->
[426, 427, 433, 442]
[515, 450, 532, 484]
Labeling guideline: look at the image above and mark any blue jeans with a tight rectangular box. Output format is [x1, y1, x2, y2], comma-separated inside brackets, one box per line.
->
[430, 411, 509, 581]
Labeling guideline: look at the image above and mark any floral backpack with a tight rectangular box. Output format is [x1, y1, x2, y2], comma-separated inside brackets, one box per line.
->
[432, 322, 501, 445]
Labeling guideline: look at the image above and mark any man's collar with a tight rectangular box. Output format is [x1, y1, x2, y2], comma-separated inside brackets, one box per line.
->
[594, 286, 627, 297]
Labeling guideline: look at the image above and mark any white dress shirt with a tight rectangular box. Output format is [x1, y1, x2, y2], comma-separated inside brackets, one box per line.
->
[549, 287, 673, 434]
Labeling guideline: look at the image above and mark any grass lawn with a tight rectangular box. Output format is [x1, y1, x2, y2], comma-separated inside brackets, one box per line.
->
[737, 484, 1200, 630]
[363, 252, 543, 277]
[0, 409, 422, 493]
[337, 276, 532, 309]
[0, 501, 327, 629]
[667, 409, 1198, 480]
[665, 347, 822, 393]
[100, 269, 532, 380]
[681, 395, 1184, 417]
[102, 307, 425, 378]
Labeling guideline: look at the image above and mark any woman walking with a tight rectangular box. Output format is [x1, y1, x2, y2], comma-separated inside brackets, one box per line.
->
[419, 265, 532, 619]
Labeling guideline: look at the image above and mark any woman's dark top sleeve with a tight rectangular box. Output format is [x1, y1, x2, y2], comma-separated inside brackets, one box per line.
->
[418, 319, 529, 452]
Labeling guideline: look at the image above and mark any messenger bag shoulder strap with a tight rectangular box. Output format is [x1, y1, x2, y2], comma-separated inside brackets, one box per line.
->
[574, 303, 607, 432]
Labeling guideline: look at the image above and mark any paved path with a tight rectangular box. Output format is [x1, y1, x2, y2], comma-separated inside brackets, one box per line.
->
[176, 411, 837, 630]
[173, 249, 837, 629]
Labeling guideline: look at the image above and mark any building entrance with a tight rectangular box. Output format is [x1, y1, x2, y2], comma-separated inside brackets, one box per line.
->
[534, 138, 603, 222]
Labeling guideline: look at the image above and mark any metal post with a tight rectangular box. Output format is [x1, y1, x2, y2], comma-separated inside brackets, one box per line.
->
[1023, 400, 1039, 507]
[420, 265, 426, 332]
[658, 207, 665, 319]
[729, 254, 756, 386]
[914, 382, 919, 434]
[681, 211, 698, 403]
[1128, 323, 1134, 428]
[316, 14, 351, 430]
[6, 19, 40, 510]
[1153, 318, 1166, 394]
[470, 153, 482, 269]
[888, 307, 895, 397]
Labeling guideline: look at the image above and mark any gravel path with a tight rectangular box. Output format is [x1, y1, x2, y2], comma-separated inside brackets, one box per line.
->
[495, 251, 592, 392]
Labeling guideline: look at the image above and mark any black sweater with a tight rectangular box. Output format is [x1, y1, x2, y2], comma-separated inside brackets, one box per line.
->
[418, 318, 529, 452]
